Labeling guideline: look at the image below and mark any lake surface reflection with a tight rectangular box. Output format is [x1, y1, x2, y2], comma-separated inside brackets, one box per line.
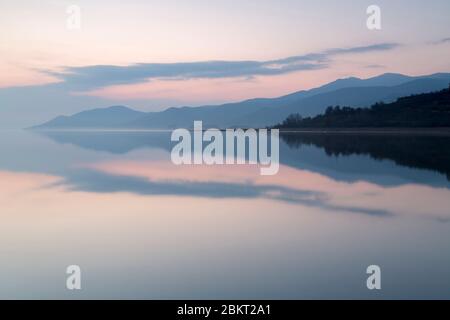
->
[1, 130, 450, 299]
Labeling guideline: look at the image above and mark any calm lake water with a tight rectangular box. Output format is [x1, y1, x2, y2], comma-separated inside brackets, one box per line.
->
[1, 130, 450, 299]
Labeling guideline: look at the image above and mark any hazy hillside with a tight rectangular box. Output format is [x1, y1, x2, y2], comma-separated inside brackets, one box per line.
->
[33, 73, 450, 129]
[240, 77, 450, 128]
[33, 106, 146, 129]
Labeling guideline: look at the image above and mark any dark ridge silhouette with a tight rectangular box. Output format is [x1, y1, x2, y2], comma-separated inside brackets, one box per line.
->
[276, 85, 450, 128]
[281, 132, 450, 181]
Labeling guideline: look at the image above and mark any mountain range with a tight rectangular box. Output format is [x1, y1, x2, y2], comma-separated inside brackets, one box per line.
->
[276, 86, 450, 128]
[32, 72, 450, 130]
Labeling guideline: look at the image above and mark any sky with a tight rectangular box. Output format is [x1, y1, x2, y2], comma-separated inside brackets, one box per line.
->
[1, 0, 450, 128]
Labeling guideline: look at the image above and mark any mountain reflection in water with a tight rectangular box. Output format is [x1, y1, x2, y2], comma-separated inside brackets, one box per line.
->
[281, 132, 450, 182]
[1, 130, 450, 299]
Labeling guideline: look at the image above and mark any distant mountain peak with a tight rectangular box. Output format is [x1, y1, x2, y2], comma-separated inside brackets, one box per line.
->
[376, 72, 407, 77]
[32, 105, 146, 129]
[103, 105, 134, 111]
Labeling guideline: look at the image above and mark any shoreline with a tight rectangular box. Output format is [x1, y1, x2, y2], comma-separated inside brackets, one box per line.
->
[26, 127, 450, 136]
[275, 127, 450, 136]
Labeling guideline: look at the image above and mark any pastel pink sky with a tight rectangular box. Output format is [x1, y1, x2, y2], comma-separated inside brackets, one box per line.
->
[1, 0, 449, 109]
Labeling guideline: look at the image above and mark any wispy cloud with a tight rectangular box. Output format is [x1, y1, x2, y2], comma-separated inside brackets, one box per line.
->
[43, 43, 400, 90]
[365, 64, 386, 69]
[432, 37, 450, 45]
